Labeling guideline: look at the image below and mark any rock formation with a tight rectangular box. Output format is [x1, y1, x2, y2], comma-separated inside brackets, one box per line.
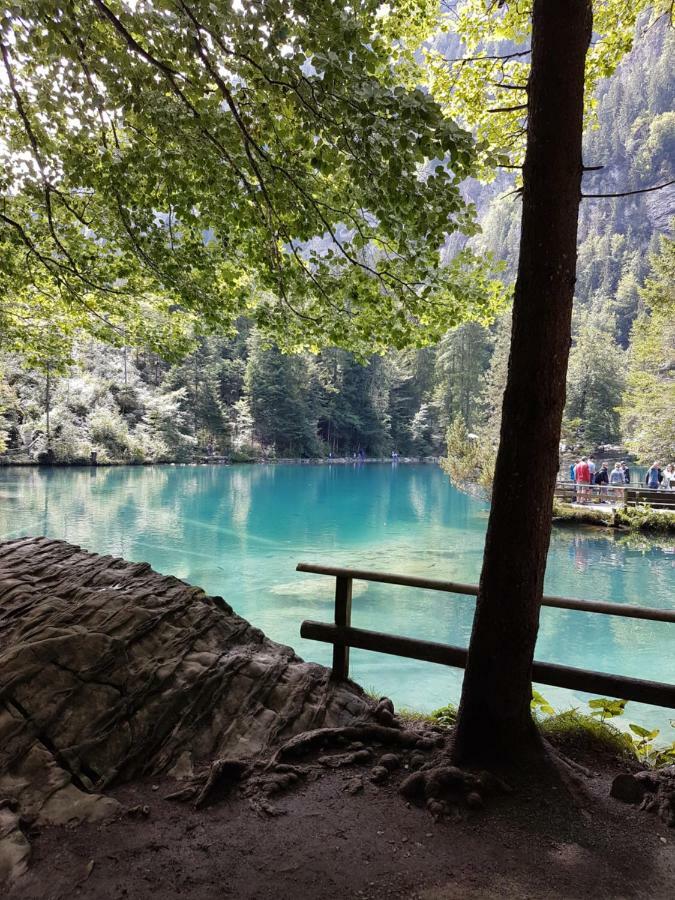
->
[0, 537, 373, 881]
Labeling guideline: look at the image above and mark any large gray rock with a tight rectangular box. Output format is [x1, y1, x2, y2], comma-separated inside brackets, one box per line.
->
[0, 537, 373, 880]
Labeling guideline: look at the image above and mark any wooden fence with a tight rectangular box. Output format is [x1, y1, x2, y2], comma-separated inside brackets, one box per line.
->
[297, 563, 675, 709]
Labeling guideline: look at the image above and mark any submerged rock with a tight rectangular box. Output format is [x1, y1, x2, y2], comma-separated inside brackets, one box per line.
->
[0, 537, 373, 880]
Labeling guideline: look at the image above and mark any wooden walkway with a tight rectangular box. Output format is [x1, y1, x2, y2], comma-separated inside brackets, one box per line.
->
[555, 480, 675, 510]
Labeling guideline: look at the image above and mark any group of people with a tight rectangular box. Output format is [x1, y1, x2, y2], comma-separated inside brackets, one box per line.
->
[569, 456, 629, 489]
[568, 456, 675, 503]
[645, 462, 675, 490]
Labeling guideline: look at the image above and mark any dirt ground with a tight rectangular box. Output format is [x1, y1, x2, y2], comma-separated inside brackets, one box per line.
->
[9, 759, 674, 900]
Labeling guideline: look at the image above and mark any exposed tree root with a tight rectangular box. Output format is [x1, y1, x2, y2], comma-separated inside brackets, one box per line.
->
[399, 760, 512, 819]
[612, 766, 675, 827]
[271, 722, 427, 763]
[547, 745, 594, 780]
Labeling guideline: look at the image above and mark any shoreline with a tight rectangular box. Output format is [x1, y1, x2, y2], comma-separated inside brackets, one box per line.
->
[0, 455, 439, 469]
[553, 501, 675, 534]
[3, 459, 671, 533]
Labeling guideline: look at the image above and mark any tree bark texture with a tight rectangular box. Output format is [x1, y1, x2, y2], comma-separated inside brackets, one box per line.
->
[452, 0, 593, 763]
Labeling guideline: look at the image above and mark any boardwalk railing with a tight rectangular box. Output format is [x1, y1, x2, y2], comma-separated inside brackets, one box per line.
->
[555, 480, 675, 509]
[297, 563, 675, 709]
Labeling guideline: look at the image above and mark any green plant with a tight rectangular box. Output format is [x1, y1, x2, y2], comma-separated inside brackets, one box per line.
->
[431, 703, 458, 729]
[531, 690, 555, 717]
[587, 697, 628, 721]
[627, 720, 675, 767]
[647, 741, 675, 767]
[573, 698, 674, 767]
[628, 722, 660, 756]
[615, 505, 675, 533]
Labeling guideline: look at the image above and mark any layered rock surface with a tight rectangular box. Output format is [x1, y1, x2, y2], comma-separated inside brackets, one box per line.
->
[0, 536, 372, 880]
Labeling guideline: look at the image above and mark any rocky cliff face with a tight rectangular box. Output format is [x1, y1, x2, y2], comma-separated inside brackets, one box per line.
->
[646, 184, 675, 231]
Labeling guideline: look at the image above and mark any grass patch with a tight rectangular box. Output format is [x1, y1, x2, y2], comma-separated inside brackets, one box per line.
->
[552, 501, 613, 527]
[397, 707, 439, 726]
[614, 505, 675, 533]
[539, 709, 636, 760]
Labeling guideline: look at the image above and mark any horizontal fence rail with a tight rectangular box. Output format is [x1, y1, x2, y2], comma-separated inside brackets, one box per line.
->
[296, 563, 675, 623]
[297, 563, 675, 709]
[554, 481, 675, 509]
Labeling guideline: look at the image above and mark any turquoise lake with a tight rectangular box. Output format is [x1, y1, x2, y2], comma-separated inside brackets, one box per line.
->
[1, 463, 673, 734]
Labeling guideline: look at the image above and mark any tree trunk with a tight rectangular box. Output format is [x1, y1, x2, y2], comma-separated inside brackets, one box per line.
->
[452, 0, 592, 764]
[45, 363, 51, 449]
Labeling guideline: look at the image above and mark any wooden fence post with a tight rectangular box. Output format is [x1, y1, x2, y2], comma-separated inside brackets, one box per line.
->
[331, 575, 352, 680]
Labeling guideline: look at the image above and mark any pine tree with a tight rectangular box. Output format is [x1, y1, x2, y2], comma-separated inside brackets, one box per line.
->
[619, 234, 675, 461]
[245, 332, 318, 457]
[564, 316, 626, 446]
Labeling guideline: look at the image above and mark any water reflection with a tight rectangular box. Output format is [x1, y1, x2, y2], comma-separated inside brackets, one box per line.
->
[1, 463, 672, 732]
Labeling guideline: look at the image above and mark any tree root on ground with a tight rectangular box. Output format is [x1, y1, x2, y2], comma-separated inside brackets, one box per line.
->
[163, 703, 452, 812]
[398, 760, 514, 820]
[160, 700, 608, 825]
[611, 766, 675, 827]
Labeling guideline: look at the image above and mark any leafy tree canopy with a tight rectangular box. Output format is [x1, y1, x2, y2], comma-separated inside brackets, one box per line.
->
[0, 0, 507, 366]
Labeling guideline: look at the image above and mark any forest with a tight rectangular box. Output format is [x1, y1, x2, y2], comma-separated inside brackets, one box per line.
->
[1, 16, 673, 466]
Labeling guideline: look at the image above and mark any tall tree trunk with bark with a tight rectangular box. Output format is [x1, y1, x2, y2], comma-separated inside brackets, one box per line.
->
[452, 0, 593, 764]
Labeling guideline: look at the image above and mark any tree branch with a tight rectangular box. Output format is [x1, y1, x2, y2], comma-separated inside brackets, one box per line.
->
[491, 83, 528, 91]
[582, 180, 675, 199]
[444, 50, 531, 64]
[487, 104, 528, 113]
[91, 0, 185, 80]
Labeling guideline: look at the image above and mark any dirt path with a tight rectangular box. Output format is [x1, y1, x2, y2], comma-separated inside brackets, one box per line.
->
[9, 763, 674, 900]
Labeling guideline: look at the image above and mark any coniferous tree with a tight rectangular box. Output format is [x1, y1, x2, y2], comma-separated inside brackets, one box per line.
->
[619, 235, 675, 461]
[245, 332, 318, 457]
[563, 316, 626, 446]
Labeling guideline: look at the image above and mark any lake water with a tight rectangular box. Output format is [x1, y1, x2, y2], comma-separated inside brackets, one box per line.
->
[1, 463, 673, 735]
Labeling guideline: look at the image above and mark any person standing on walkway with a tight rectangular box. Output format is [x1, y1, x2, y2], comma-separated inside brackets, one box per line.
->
[609, 462, 625, 503]
[621, 461, 631, 484]
[662, 464, 675, 489]
[575, 456, 591, 503]
[588, 456, 597, 501]
[594, 462, 609, 501]
[646, 462, 661, 489]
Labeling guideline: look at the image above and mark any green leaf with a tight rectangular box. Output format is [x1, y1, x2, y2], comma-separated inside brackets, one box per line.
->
[628, 724, 659, 740]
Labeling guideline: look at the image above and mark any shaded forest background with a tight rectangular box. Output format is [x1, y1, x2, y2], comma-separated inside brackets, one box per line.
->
[1, 21, 673, 465]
